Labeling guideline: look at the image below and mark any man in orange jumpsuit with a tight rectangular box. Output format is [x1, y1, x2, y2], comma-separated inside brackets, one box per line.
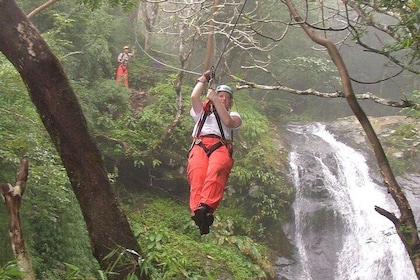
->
[187, 71, 242, 235]
[116, 46, 134, 88]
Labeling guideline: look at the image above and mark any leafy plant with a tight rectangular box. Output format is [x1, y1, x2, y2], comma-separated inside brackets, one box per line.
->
[0, 261, 25, 279]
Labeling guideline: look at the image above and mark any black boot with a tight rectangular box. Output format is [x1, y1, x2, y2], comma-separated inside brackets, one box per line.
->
[191, 207, 204, 227]
[196, 204, 213, 235]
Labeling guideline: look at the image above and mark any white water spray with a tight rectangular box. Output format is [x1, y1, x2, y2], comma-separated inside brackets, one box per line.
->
[286, 123, 416, 280]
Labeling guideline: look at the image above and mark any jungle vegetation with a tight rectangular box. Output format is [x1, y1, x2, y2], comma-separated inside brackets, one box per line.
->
[0, 0, 419, 279]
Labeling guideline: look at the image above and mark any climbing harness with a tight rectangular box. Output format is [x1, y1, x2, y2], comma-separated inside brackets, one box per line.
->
[189, 99, 233, 157]
[118, 52, 130, 66]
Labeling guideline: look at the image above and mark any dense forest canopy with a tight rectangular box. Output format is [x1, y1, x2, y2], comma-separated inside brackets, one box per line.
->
[0, 0, 419, 279]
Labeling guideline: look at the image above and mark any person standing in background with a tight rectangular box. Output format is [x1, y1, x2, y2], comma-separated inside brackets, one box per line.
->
[116, 45, 134, 88]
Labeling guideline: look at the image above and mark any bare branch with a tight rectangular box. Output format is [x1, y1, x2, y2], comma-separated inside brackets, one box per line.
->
[27, 0, 59, 19]
[230, 74, 417, 108]
[344, 1, 420, 74]
[375, 205, 399, 225]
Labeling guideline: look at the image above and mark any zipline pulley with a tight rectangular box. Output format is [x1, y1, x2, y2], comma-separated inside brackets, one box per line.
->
[208, 66, 216, 90]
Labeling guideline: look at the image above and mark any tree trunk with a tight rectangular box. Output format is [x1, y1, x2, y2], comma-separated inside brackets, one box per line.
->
[284, 0, 420, 278]
[0, 1, 148, 279]
[140, 1, 158, 50]
[0, 159, 35, 280]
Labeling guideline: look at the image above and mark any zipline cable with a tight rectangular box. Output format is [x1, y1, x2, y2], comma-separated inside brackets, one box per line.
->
[133, 33, 202, 76]
[212, 0, 248, 74]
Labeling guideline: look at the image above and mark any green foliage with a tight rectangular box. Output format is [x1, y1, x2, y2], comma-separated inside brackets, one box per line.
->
[0, 261, 25, 280]
[74, 79, 131, 130]
[76, 0, 136, 11]
[394, 122, 418, 139]
[33, 0, 140, 83]
[24, 179, 98, 279]
[402, 90, 420, 119]
[227, 92, 293, 226]
[63, 263, 105, 280]
[354, 0, 420, 67]
[76, 79, 193, 168]
[380, 121, 420, 175]
[0, 211, 14, 265]
[100, 246, 142, 279]
[126, 192, 271, 279]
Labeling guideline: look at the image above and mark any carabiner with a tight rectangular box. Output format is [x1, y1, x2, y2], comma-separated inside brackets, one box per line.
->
[208, 66, 216, 89]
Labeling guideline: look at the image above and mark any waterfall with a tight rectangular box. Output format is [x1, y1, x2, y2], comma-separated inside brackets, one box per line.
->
[281, 122, 416, 280]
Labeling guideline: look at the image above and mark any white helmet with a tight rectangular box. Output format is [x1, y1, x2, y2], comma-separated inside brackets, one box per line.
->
[216, 85, 233, 98]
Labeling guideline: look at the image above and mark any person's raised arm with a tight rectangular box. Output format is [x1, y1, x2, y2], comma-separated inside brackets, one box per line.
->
[191, 70, 211, 115]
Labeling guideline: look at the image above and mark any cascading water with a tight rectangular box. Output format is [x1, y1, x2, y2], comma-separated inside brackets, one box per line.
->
[279, 122, 417, 280]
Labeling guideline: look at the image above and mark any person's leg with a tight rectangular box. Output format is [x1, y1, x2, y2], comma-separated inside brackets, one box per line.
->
[187, 145, 208, 215]
[201, 144, 233, 212]
[116, 66, 123, 86]
[123, 67, 129, 88]
[188, 139, 233, 234]
[194, 144, 232, 235]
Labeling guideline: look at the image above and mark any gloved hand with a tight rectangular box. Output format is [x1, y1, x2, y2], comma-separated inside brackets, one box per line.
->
[202, 70, 212, 82]
[197, 70, 212, 83]
[203, 99, 212, 112]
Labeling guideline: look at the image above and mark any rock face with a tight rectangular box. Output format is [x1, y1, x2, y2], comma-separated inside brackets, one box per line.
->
[327, 115, 420, 174]
[328, 115, 419, 144]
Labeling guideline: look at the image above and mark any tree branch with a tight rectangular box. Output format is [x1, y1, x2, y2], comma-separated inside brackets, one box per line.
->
[374, 205, 399, 225]
[27, 0, 59, 19]
[230, 75, 417, 108]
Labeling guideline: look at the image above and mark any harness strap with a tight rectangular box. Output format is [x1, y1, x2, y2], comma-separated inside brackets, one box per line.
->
[197, 141, 224, 157]
[191, 135, 233, 158]
[213, 110, 226, 140]
[189, 101, 233, 157]
[195, 110, 210, 138]
[189, 109, 210, 153]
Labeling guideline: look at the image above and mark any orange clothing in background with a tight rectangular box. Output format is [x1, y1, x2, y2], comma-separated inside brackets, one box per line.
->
[116, 48, 133, 88]
[116, 65, 129, 88]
